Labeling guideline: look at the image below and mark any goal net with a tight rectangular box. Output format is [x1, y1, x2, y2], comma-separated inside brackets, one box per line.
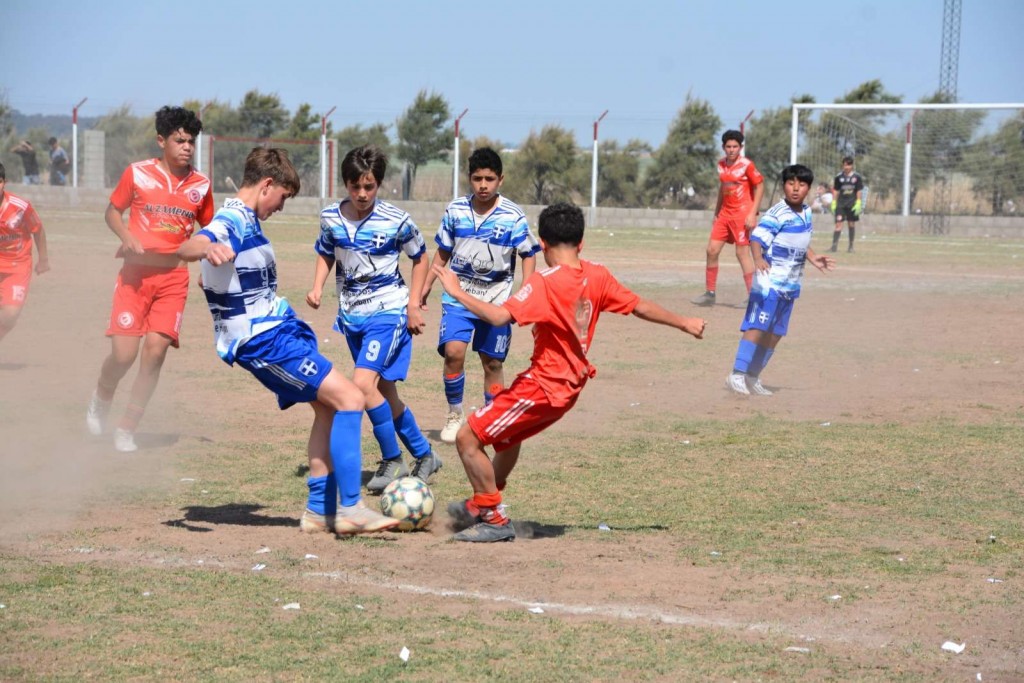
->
[203, 135, 335, 199]
[791, 103, 1023, 233]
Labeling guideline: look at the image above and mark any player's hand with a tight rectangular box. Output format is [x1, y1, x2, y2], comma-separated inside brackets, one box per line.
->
[306, 289, 322, 309]
[754, 257, 770, 274]
[418, 283, 432, 311]
[203, 242, 236, 266]
[431, 263, 459, 296]
[121, 234, 145, 255]
[830, 199, 837, 214]
[35, 258, 50, 275]
[853, 199, 863, 217]
[744, 211, 758, 229]
[810, 254, 836, 272]
[683, 317, 706, 340]
[407, 307, 426, 335]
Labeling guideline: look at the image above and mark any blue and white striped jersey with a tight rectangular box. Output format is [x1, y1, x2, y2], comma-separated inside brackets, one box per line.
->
[750, 200, 814, 299]
[315, 198, 426, 325]
[435, 195, 540, 309]
[198, 198, 294, 364]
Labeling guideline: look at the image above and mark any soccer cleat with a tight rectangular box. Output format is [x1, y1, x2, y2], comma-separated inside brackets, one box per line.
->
[366, 457, 408, 494]
[847, 246, 855, 253]
[86, 391, 111, 436]
[691, 291, 716, 307]
[452, 520, 516, 543]
[447, 499, 483, 531]
[748, 377, 773, 396]
[299, 509, 335, 534]
[410, 449, 443, 482]
[726, 372, 750, 396]
[828, 245, 838, 253]
[113, 427, 138, 452]
[440, 409, 465, 444]
[333, 501, 401, 535]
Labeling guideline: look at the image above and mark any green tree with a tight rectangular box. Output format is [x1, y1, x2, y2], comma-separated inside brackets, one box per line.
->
[238, 90, 289, 139]
[507, 125, 579, 204]
[395, 90, 453, 198]
[644, 94, 721, 208]
[92, 105, 154, 186]
[745, 95, 815, 205]
[589, 139, 651, 207]
[965, 112, 1024, 214]
[822, 79, 903, 158]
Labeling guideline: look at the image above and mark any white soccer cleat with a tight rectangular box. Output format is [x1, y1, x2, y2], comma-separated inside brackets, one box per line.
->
[726, 372, 750, 396]
[86, 391, 111, 436]
[113, 428, 138, 452]
[440, 409, 465, 444]
[748, 377, 773, 396]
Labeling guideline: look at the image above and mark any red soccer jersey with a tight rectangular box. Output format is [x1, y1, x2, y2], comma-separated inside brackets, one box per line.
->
[110, 159, 214, 254]
[0, 192, 42, 273]
[717, 156, 763, 215]
[502, 259, 640, 406]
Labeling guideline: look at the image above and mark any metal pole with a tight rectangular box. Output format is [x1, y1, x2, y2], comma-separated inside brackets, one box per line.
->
[453, 108, 468, 200]
[902, 117, 913, 217]
[790, 103, 799, 165]
[196, 103, 210, 174]
[739, 110, 753, 156]
[72, 97, 87, 187]
[320, 106, 336, 203]
[590, 110, 608, 226]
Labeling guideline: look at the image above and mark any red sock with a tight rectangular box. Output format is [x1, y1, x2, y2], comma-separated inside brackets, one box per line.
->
[705, 266, 719, 293]
[743, 271, 753, 293]
[471, 491, 508, 525]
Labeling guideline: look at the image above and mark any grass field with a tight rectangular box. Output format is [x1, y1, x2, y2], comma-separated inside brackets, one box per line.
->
[1, 208, 1022, 681]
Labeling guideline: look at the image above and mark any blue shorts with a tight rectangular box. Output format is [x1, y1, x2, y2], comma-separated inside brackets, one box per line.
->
[339, 313, 412, 381]
[740, 289, 796, 337]
[437, 303, 512, 361]
[235, 318, 333, 410]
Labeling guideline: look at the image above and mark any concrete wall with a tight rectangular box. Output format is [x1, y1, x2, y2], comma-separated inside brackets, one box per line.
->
[82, 130, 105, 190]
[10, 185, 1024, 238]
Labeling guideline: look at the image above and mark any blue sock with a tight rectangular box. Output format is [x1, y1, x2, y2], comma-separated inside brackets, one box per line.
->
[367, 402, 401, 460]
[394, 407, 431, 458]
[306, 472, 337, 515]
[733, 339, 758, 374]
[749, 348, 775, 377]
[484, 390, 497, 405]
[331, 411, 362, 508]
[444, 372, 465, 408]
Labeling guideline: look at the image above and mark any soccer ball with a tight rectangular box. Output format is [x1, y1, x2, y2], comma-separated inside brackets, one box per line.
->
[379, 476, 435, 531]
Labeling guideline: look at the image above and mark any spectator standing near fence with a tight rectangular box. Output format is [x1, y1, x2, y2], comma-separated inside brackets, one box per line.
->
[85, 106, 213, 452]
[48, 138, 70, 186]
[10, 141, 41, 185]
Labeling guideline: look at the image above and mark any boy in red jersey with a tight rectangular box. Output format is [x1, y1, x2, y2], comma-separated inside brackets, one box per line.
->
[433, 202, 706, 542]
[0, 162, 50, 343]
[693, 130, 764, 307]
[86, 106, 214, 452]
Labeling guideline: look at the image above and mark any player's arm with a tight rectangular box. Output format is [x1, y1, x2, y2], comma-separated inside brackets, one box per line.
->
[520, 253, 536, 282]
[32, 223, 50, 275]
[805, 246, 835, 273]
[306, 252, 334, 310]
[431, 262, 512, 326]
[632, 298, 705, 339]
[406, 253, 428, 334]
[713, 183, 724, 218]
[418, 248, 451, 310]
[104, 202, 144, 255]
[178, 232, 235, 265]
[750, 239, 769, 273]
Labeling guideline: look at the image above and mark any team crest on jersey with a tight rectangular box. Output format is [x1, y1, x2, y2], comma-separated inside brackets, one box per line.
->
[117, 311, 135, 329]
[492, 224, 507, 239]
[298, 358, 319, 377]
[187, 189, 202, 204]
[372, 232, 389, 249]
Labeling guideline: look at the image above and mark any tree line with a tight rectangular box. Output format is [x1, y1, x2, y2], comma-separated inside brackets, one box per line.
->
[1, 83, 1020, 214]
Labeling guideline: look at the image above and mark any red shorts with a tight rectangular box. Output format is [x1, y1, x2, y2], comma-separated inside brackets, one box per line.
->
[106, 264, 190, 346]
[0, 266, 32, 307]
[710, 213, 750, 245]
[467, 373, 579, 450]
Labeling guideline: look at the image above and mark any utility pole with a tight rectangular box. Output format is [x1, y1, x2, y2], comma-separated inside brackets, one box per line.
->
[925, 0, 961, 235]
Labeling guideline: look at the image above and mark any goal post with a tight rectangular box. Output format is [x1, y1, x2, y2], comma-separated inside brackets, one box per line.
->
[205, 135, 335, 201]
[790, 103, 1024, 229]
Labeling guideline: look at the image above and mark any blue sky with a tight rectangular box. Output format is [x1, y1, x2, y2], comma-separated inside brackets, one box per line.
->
[3, 0, 1022, 146]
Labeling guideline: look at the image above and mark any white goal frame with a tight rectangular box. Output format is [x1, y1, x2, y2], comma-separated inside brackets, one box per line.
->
[790, 102, 1023, 217]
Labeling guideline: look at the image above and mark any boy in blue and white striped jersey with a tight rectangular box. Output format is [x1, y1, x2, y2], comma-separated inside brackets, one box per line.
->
[179, 148, 399, 536]
[419, 148, 540, 443]
[307, 145, 439, 494]
[726, 164, 836, 396]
